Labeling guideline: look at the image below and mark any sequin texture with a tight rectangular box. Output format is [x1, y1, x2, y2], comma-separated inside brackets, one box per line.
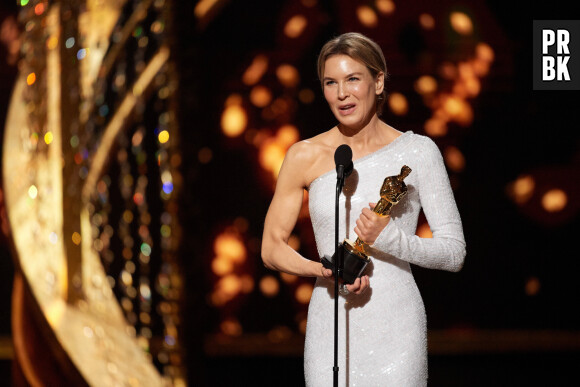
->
[304, 131, 466, 386]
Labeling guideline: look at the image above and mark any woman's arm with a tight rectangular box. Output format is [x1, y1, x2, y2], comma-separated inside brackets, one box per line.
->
[364, 137, 466, 272]
[262, 143, 330, 277]
[262, 142, 369, 293]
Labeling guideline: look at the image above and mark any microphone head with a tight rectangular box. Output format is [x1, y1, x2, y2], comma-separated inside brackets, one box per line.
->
[334, 144, 353, 178]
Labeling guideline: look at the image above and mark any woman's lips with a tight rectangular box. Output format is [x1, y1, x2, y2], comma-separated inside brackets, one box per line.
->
[338, 104, 356, 115]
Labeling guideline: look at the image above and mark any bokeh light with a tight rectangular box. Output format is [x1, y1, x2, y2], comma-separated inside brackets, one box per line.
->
[450, 11, 473, 35]
[71, 232, 82, 246]
[541, 188, 567, 213]
[221, 102, 247, 137]
[284, 15, 307, 38]
[259, 139, 286, 178]
[444, 146, 466, 172]
[212, 256, 234, 276]
[414, 75, 437, 95]
[525, 277, 541, 296]
[357, 6, 378, 28]
[26, 72, 36, 85]
[507, 175, 535, 204]
[158, 130, 170, 144]
[276, 125, 299, 147]
[44, 132, 53, 145]
[419, 13, 435, 30]
[242, 55, 268, 86]
[388, 92, 408, 115]
[34, 3, 45, 16]
[28, 185, 38, 199]
[295, 283, 313, 304]
[276, 64, 300, 88]
[217, 274, 243, 297]
[375, 0, 395, 15]
[214, 233, 246, 263]
[221, 319, 243, 336]
[260, 276, 280, 297]
[280, 272, 298, 284]
[249, 85, 272, 108]
[424, 116, 447, 137]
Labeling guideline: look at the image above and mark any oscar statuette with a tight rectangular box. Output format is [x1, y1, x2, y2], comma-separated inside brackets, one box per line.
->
[321, 165, 412, 284]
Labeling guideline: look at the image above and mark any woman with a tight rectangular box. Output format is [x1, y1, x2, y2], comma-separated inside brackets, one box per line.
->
[261, 32, 466, 386]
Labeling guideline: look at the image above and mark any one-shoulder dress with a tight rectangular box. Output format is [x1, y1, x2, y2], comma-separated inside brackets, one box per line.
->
[304, 131, 466, 386]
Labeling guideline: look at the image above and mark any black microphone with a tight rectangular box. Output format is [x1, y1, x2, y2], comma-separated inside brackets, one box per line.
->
[334, 144, 353, 180]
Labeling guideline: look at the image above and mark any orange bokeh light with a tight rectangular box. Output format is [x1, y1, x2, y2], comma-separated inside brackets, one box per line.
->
[276, 125, 299, 147]
[221, 104, 247, 137]
[217, 274, 242, 296]
[280, 272, 298, 284]
[27, 72, 36, 86]
[388, 92, 408, 115]
[476, 42, 495, 63]
[34, 3, 45, 15]
[211, 256, 234, 276]
[375, 0, 395, 15]
[284, 15, 307, 38]
[276, 64, 300, 88]
[414, 75, 437, 95]
[541, 188, 567, 213]
[260, 275, 280, 297]
[295, 283, 313, 304]
[213, 233, 246, 263]
[249, 85, 272, 108]
[424, 117, 448, 137]
[525, 277, 541, 296]
[259, 139, 286, 178]
[220, 319, 243, 336]
[507, 175, 535, 204]
[450, 12, 473, 35]
[242, 54, 268, 86]
[444, 146, 466, 172]
[419, 13, 435, 29]
[357, 6, 378, 28]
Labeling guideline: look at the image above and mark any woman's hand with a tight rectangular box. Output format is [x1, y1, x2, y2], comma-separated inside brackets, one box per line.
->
[345, 275, 370, 295]
[320, 266, 334, 279]
[354, 202, 390, 245]
[321, 264, 370, 295]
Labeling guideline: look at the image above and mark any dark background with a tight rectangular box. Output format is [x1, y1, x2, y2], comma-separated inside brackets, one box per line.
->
[1, 1, 579, 386]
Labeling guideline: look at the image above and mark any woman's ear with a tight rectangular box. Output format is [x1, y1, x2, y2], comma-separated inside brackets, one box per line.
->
[375, 71, 385, 95]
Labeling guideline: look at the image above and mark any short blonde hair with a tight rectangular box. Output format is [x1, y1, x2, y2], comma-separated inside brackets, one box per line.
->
[317, 32, 387, 114]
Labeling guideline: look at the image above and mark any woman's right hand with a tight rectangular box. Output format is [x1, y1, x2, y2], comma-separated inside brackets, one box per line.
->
[320, 266, 334, 279]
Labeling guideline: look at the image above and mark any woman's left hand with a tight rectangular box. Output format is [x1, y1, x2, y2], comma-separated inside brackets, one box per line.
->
[344, 275, 370, 295]
[354, 202, 390, 245]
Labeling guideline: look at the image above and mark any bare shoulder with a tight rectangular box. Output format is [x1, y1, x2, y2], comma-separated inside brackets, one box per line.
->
[282, 131, 336, 188]
[286, 135, 327, 162]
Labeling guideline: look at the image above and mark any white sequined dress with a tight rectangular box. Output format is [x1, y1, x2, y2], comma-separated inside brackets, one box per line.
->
[304, 131, 466, 386]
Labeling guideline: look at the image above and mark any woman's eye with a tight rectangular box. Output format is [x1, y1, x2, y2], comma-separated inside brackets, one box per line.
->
[348, 77, 359, 82]
[325, 80, 336, 86]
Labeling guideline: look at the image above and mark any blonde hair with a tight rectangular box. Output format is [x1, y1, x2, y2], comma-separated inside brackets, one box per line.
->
[317, 32, 387, 114]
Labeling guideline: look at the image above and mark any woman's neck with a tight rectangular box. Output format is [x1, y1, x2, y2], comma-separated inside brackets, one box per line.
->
[335, 116, 398, 152]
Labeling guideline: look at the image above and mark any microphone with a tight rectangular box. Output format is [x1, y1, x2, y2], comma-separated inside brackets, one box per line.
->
[334, 144, 353, 180]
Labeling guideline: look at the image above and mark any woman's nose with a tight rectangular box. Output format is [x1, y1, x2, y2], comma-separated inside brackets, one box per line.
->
[337, 82, 348, 99]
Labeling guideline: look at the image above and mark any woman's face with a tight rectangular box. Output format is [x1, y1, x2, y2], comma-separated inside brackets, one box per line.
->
[322, 54, 384, 129]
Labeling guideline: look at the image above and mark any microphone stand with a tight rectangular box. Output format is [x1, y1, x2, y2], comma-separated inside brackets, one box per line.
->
[333, 165, 345, 387]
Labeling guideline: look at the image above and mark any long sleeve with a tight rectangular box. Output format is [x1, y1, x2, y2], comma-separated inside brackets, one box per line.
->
[369, 137, 466, 272]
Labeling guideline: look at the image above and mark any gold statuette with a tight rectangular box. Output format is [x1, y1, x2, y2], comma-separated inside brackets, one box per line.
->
[322, 165, 412, 284]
